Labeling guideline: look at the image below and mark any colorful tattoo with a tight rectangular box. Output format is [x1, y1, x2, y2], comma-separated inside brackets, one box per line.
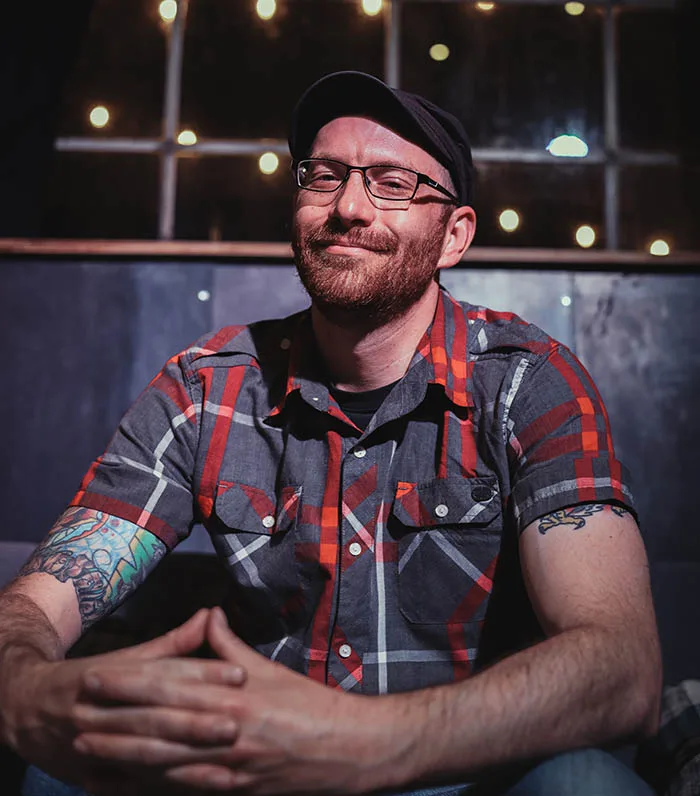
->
[19, 507, 167, 629]
[537, 503, 628, 535]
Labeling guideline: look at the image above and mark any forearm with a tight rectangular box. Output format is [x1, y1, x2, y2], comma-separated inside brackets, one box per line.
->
[388, 624, 660, 787]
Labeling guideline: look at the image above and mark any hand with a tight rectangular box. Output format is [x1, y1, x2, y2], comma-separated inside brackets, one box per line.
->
[4, 609, 250, 794]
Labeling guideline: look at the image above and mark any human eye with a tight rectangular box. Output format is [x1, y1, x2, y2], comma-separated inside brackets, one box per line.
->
[370, 167, 416, 196]
[301, 160, 343, 188]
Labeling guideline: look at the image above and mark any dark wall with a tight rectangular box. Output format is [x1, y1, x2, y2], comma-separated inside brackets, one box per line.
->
[2, 259, 699, 683]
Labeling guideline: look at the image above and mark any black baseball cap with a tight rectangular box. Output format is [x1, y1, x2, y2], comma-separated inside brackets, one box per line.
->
[288, 71, 474, 207]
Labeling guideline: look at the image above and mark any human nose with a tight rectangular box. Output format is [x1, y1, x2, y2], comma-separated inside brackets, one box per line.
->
[331, 168, 376, 227]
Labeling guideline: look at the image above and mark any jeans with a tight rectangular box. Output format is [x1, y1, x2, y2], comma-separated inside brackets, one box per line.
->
[22, 749, 656, 796]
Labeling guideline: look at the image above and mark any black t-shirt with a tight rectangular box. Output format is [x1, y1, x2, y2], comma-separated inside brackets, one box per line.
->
[329, 380, 399, 431]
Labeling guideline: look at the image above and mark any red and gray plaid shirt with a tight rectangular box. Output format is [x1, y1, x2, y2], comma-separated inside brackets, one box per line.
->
[71, 288, 635, 694]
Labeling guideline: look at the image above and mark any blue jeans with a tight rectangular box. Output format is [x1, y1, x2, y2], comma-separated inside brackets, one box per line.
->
[23, 749, 655, 796]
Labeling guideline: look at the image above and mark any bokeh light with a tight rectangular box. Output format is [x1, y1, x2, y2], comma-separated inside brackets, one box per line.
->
[256, 0, 276, 20]
[177, 129, 197, 146]
[499, 209, 520, 233]
[89, 105, 110, 129]
[429, 44, 450, 62]
[362, 0, 383, 16]
[564, 2, 585, 16]
[259, 152, 280, 175]
[475, 3, 495, 11]
[575, 225, 596, 248]
[561, 295, 572, 307]
[158, 0, 177, 23]
[649, 239, 670, 257]
[546, 134, 589, 158]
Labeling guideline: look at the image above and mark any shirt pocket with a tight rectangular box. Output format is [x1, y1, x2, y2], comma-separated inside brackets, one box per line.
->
[392, 476, 502, 625]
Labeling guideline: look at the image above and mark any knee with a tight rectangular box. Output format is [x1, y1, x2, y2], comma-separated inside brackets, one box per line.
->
[506, 748, 655, 796]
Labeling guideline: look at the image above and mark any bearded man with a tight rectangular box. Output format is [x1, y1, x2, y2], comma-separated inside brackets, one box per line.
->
[0, 71, 660, 796]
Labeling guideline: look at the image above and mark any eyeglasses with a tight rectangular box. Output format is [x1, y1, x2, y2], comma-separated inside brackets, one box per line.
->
[294, 158, 458, 204]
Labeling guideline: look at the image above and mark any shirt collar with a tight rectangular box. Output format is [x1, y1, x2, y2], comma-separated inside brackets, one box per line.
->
[267, 287, 475, 420]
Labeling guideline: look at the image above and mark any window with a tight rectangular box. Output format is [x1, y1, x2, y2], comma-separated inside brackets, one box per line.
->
[22, 0, 691, 252]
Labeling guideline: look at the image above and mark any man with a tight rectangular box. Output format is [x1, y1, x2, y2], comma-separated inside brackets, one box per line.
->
[0, 71, 660, 796]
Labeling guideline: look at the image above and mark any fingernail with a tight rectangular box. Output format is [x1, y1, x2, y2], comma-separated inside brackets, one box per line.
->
[84, 672, 102, 690]
[216, 720, 238, 740]
[208, 770, 235, 788]
[74, 736, 89, 753]
[224, 666, 245, 684]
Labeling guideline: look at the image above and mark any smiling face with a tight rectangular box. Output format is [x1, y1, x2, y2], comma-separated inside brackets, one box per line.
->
[291, 116, 466, 328]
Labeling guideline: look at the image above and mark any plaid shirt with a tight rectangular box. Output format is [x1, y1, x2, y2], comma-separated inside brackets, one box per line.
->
[71, 288, 635, 694]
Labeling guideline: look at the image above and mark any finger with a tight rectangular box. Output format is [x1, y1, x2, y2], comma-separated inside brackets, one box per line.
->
[74, 732, 234, 767]
[165, 763, 241, 791]
[87, 766, 237, 796]
[73, 704, 239, 746]
[79, 671, 241, 713]
[206, 608, 258, 665]
[81, 657, 245, 701]
[119, 609, 211, 662]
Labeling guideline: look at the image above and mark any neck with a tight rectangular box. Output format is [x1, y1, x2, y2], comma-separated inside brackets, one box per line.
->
[311, 281, 440, 392]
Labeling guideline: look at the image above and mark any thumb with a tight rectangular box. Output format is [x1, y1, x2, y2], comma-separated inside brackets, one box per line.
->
[206, 607, 255, 665]
[119, 607, 210, 661]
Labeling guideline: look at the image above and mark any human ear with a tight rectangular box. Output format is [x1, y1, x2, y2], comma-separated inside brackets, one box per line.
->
[436, 205, 477, 270]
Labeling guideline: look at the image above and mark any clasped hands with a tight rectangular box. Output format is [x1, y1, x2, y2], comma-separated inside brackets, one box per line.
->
[15, 608, 412, 795]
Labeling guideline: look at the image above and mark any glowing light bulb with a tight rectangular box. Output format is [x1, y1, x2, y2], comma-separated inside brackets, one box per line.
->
[546, 134, 589, 158]
[429, 44, 450, 62]
[649, 239, 670, 257]
[561, 295, 572, 307]
[256, 0, 276, 20]
[177, 129, 197, 146]
[575, 225, 596, 248]
[89, 105, 110, 128]
[476, 2, 495, 11]
[564, 2, 585, 16]
[499, 209, 520, 233]
[259, 152, 279, 175]
[159, 0, 177, 22]
[362, 0, 383, 16]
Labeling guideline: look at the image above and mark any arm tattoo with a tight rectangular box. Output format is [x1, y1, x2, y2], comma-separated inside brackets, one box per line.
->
[537, 503, 629, 535]
[19, 506, 167, 630]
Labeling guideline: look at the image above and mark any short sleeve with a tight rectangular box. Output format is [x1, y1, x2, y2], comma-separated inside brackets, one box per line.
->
[507, 343, 636, 533]
[69, 351, 200, 549]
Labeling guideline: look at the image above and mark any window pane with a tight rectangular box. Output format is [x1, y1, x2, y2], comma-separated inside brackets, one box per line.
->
[620, 166, 698, 252]
[181, 0, 384, 140]
[473, 163, 605, 249]
[42, 153, 159, 238]
[619, 9, 681, 151]
[57, 0, 166, 137]
[176, 156, 294, 241]
[401, 3, 603, 151]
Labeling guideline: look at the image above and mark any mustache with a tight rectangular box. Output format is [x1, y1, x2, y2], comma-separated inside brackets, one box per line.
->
[302, 221, 398, 254]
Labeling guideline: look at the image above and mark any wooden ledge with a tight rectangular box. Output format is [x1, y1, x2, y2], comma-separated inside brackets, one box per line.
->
[1, 238, 699, 270]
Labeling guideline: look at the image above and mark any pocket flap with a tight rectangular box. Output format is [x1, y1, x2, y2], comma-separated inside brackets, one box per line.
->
[215, 482, 302, 535]
[392, 476, 500, 528]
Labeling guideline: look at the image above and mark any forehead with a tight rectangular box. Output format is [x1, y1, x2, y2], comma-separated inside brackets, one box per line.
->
[310, 116, 443, 175]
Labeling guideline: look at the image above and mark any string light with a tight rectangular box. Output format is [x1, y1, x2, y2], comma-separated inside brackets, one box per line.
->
[499, 209, 520, 232]
[649, 239, 670, 257]
[89, 105, 110, 129]
[564, 2, 585, 16]
[361, 0, 383, 16]
[547, 134, 589, 158]
[259, 152, 279, 174]
[158, 0, 177, 23]
[429, 44, 450, 62]
[575, 225, 596, 248]
[177, 129, 197, 146]
[256, 0, 276, 20]
[475, 3, 495, 11]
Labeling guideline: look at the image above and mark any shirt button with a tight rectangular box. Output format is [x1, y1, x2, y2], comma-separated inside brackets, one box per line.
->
[471, 486, 493, 502]
[280, 338, 291, 350]
[261, 515, 275, 529]
[349, 542, 362, 557]
[338, 644, 352, 659]
[434, 504, 449, 518]
[353, 446, 367, 458]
